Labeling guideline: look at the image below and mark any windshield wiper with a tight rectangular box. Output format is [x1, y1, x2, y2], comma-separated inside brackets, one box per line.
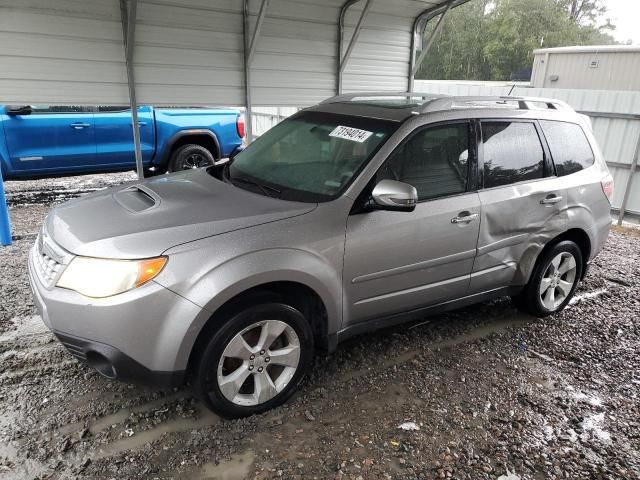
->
[230, 175, 281, 198]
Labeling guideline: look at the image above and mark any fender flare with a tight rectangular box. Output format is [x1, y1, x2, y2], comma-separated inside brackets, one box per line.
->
[158, 129, 221, 169]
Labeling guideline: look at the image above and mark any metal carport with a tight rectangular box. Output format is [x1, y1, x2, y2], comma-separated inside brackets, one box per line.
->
[0, 0, 467, 244]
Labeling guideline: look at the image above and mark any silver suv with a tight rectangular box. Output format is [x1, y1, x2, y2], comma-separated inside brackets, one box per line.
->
[28, 94, 613, 418]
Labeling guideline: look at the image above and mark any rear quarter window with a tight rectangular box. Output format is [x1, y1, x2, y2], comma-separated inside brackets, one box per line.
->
[540, 120, 595, 176]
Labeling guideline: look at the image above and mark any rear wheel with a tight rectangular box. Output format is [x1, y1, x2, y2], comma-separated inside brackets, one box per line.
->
[168, 144, 216, 172]
[193, 303, 314, 418]
[513, 240, 583, 317]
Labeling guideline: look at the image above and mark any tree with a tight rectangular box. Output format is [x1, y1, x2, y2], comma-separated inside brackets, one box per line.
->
[416, 0, 617, 81]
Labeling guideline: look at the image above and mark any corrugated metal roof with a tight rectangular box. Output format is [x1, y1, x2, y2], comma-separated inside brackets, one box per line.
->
[0, 0, 463, 106]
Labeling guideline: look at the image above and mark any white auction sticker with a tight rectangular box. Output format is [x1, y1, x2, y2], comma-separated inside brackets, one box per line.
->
[329, 125, 373, 143]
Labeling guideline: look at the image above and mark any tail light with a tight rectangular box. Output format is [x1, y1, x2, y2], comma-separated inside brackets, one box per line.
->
[236, 114, 245, 139]
[601, 174, 614, 204]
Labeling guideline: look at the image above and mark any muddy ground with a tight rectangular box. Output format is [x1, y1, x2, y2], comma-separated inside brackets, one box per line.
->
[0, 173, 639, 480]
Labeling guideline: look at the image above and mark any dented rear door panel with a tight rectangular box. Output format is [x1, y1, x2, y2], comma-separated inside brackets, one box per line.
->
[471, 178, 568, 293]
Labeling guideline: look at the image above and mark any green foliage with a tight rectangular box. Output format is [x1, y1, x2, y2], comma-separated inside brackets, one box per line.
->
[417, 0, 617, 81]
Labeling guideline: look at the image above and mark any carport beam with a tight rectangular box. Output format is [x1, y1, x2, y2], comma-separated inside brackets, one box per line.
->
[411, 3, 451, 78]
[243, 0, 270, 143]
[120, 0, 144, 181]
[337, 0, 373, 94]
[247, 0, 270, 66]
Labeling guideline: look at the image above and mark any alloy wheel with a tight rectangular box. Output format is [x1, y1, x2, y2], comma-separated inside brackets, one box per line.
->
[216, 320, 301, 406]
[539, 252, 577, 310]
[181, 153, 212, 170]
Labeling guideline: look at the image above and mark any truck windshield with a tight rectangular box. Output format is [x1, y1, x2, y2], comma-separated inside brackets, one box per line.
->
[227, 111, 397, 202]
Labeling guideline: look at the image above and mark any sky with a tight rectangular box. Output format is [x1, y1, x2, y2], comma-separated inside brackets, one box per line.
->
[605, 0, 640, 44]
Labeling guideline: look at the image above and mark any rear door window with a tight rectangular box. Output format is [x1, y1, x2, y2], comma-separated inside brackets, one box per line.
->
[540, 120, 595, 176]
[481, 121, 545, 189]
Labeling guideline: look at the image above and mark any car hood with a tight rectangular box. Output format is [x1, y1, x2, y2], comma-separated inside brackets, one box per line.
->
[46, 168, 316, 258]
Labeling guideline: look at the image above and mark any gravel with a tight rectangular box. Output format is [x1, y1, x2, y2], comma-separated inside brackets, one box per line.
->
[1, 173, 639, 479]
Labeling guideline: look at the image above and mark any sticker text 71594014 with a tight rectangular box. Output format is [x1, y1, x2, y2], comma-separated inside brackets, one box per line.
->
[329, 125, 373, 143]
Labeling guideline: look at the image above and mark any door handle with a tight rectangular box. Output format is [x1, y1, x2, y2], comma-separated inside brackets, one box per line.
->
[451, 212, 479, 224]
[70, 122, 90, 129]
[137, 121, 147, 127]
[540, 195, 563, 205]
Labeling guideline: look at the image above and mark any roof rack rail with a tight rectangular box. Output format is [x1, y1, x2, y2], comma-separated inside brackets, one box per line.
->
[420, 95, 573, 113]
[320, 91, 446, 104]
[320, 92, 574, 114]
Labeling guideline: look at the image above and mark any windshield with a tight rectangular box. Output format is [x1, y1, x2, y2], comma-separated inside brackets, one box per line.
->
[227, 111, 397, 202]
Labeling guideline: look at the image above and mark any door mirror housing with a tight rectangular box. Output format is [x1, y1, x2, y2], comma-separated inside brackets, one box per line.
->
[371, 179, 418, 212]
[6, 105, 32, 116]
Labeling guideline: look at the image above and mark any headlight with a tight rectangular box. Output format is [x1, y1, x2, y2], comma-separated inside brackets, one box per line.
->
[57, 256, 167, 298]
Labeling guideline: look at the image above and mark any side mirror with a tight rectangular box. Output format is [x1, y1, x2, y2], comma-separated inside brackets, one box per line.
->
[371, 179, 418, 212]
[7, 105, 32, 116]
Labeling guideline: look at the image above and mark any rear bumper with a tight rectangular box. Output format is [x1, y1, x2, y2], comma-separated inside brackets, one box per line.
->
[54, 331, 185, 387]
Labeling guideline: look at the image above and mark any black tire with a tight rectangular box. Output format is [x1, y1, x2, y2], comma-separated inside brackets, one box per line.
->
[193, 303, 314, 419]
[168, 144, 216, 172]
[513, 240, 583, 317]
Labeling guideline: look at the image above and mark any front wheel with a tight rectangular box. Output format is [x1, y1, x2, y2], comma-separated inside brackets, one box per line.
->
[513, 240, 583, 317]
[193, 303, 314, 418]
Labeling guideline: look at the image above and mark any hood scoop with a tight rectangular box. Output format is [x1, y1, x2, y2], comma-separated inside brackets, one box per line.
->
[113, 185, 159, 213]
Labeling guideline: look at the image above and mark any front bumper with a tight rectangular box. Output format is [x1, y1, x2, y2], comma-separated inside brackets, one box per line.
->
[28, 245, 203, 387]
[54, 331, 185, 387]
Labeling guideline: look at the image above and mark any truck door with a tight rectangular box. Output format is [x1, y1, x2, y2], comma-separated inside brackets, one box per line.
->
[2, 105, 96, 175]
[94, 106, 155, 167]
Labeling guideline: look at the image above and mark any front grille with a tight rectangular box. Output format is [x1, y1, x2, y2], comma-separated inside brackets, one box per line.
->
[34, 241, 63, 288]
[32, 229, 72, 289]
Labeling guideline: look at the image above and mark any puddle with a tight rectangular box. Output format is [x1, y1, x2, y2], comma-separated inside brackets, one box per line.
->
[0, 442, 48, 480]
[0, 316, 50, 344]
[580, 412, 611, 442]
[571, 391, 604, 407]
[89, 391, 189, 435]
[94, 405, 218, 459]
[5, 187, 105, 207]
[342, 311, 534, 382]
[193, 450, 255, 480]
[568, 288, 607, 305]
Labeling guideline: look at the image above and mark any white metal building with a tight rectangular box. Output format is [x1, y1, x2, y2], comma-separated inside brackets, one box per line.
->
[531, 45, 640, 91]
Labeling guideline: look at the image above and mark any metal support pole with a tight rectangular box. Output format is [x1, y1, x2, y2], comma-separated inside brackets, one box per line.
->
[411, 3, 451, 78]
[0, 161, 11, 246]
[617, 131, 640, 225]
[243, 0, 254, 142]
[337, 0, 373, 94]
[120, 0, 144, 181]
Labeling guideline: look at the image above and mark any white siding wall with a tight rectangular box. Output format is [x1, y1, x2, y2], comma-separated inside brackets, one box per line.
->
[341, 1, 426, 93]
[0, 0, 447, 107]
[134, 0, 245, 106]
[248, 0, 341, 106]
[531, 50, 640, 91]
[0, 0, 128, 104]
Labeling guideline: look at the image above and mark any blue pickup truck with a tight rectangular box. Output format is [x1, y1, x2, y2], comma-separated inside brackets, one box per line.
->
[0, 105, 244, 179]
